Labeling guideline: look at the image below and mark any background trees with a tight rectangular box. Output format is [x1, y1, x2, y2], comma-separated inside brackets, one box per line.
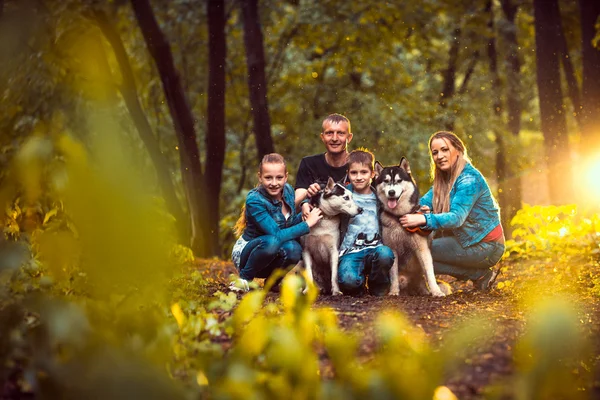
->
[1, 0, 598, 256]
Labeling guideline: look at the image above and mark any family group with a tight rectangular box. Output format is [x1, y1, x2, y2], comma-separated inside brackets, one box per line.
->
[230, 113, 505, 295]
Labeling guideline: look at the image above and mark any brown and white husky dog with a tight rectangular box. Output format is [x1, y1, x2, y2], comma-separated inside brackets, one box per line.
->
[374, 159, 448, 297]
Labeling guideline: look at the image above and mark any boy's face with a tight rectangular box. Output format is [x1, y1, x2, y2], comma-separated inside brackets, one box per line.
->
[348, 162, 375, 193]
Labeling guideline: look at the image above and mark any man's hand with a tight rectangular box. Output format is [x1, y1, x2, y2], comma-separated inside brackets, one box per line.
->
[306, 183, 321, 198]
[301, 202, 313, 220]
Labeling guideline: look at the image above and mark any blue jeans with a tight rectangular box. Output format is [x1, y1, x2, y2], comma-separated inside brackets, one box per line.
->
[338, 246, 395, 296]
[238, 235, 302, 281]
[431, 236, 505, 281]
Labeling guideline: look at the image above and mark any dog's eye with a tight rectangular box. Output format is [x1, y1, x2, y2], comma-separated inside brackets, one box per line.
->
[343, 195, 350, 200]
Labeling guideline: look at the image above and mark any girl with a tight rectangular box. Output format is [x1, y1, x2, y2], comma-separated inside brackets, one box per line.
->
[231, 153, 322, 292]
[399, 131, 505, 290]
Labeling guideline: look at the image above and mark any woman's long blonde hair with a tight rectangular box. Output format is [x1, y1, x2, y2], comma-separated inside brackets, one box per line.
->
[429, 131, 471, 214]
[233, 153, 287, 237]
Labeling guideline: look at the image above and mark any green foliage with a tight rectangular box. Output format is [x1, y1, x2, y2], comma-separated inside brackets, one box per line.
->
[507, 204, 600, 262]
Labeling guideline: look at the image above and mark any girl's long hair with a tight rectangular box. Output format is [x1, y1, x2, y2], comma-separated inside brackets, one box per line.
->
[429, 131, 471, 214]
[233, 153, 287, 237]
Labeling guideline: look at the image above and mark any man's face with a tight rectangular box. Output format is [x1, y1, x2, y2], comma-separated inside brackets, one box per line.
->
[321, 121, 353, 155]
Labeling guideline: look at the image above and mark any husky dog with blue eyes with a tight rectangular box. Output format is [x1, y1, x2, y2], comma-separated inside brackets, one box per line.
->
[374, 159, 448, 297]
[301, 177, 362, 295]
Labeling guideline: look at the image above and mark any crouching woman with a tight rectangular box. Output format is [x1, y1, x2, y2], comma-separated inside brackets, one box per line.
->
[231, 153, 322, 292]
[400, 131, 505, 291]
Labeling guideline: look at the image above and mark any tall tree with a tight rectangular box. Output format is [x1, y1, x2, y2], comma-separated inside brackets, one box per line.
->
[486, 0, 511, 234]
[129, 0, 217, 256]
[206, 0, 226, 252]
[91, 9, 189, 244]
[499, 0, 523, 233]
[579, 0, 600, 157]
[240, 0, 275, 161]
[533, 0, 572, 204]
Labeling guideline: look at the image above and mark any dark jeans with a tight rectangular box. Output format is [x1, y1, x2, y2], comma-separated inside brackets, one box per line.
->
[338, 246, 395, 296]
[238, 235, 302, 281]
[431, 236, 505, 281]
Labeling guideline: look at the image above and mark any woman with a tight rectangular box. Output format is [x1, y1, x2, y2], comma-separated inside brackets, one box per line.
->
[231, 153, 322, 292]
[399, 131, 505, 290]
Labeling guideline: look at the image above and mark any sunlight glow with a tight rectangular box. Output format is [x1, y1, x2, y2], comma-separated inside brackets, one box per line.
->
[577, 155, 600, 203]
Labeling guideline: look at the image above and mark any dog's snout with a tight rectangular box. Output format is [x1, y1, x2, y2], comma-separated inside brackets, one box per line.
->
[357, 207, 364, 214]
[388, 190, 396, 197]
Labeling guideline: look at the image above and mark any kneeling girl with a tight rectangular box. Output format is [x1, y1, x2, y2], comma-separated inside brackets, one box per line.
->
[231, 153, 322, 291]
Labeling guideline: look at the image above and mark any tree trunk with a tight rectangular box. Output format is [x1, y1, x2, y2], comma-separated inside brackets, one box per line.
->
[439, 27, 461, 131]
[551, 1, 582, 129]
[499, 0, 523, 234]
[579, 0, 600, 157]
[486, 0, 511, 235]
[239, 0, 275, 161]
[206, 0, 226, 254]
[533, 0, 572, 204]
[92, 9, 189, 245]
[130, 0, 217, 256]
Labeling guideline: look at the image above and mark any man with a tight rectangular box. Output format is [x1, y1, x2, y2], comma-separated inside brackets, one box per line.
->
[294, 113, 354, 209]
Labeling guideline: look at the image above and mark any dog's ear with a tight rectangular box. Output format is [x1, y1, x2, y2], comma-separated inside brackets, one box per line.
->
[399, 157, 411, 174]
[325, 177, 335, 192]
[375, 161, 384, 177]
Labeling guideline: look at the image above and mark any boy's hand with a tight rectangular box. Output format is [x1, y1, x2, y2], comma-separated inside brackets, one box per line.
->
[301, 202, 313, 220]
[306, 183, 321, 198]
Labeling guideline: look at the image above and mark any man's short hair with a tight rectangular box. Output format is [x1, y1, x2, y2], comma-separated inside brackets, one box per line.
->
[322, 113, 351, 133]
[348, 147, 375, 171]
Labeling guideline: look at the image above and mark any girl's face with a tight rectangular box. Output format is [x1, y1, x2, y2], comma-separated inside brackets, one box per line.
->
[259, 162, 288, 199]
[430, 138, 460, 172]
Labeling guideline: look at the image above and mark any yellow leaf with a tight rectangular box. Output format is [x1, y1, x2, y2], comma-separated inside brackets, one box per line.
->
[171, 303, 186, 328]
[433, 386, 457, 400]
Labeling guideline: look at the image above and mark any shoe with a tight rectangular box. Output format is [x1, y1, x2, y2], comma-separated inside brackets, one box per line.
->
[229, 278, 250, 292]
[473, 266, 502, 291]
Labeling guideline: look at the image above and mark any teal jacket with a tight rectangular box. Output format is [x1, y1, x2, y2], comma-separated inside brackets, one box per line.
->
[420, 162, 502, 247]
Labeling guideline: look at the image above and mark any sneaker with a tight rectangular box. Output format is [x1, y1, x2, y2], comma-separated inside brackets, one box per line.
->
[229, 278, 250, 292]
[473, 266, 502, 291]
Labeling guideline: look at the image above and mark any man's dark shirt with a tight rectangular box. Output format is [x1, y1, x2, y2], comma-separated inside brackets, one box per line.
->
[294, 153, 348, 189]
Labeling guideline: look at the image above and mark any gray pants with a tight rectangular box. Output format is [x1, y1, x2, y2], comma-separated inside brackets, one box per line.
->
[431, 236, 505, 281]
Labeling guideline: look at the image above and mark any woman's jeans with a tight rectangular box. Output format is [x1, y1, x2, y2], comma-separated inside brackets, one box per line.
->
[431, 236, 505, 281]
[238, 235, 302, 281]
[338, 246, 395, 296]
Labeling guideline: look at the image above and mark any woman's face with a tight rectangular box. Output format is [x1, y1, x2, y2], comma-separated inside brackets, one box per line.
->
[258, 162, 288, 199]
[430, 138, 459, 172]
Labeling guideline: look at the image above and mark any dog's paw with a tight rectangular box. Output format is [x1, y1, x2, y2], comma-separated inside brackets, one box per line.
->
[331, 289, 343, 296]
[430, 289, 446, 297]
[388, 290, 400, 296]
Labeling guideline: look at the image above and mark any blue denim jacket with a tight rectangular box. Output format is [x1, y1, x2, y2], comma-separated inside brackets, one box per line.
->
[242, 183, 309, 242]
[420, 162, 502, 247]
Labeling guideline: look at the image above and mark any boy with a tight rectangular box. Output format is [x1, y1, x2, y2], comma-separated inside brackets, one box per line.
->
[338, 149, 394, 296]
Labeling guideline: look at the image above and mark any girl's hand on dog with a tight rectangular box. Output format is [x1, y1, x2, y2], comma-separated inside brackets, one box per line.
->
[301, 202, 313, 220]
[399, 213, 427, 228]
[419, 205, 431, 213]
[305, 208, 323, 227]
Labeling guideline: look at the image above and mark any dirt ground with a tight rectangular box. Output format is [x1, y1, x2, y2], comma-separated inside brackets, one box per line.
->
[198, 257, 600, 399]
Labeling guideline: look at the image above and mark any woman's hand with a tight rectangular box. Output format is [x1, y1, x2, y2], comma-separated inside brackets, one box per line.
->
[301, 202, 313, 220]
[305, 207, 323, 228]
[399, 213, 427, 228]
